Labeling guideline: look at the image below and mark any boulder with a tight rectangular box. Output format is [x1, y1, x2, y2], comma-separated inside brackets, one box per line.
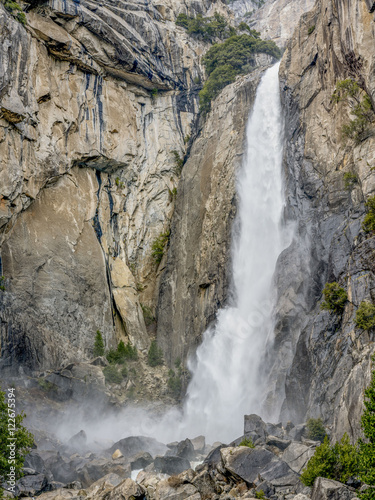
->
[203, 445, 226, 468]
[265, 423, 284, 439]
[112, 450, 124, 460]
[154, 456, 191, 475]
[191, 470, 217, 498]
[311, 477, 357, 500]
[105, 478, 145, 500]
[176, 439, 196, 461]
[68, 430, 87, 450]
[191, 436, 206, 453]
[282, 442, 315, 474]
[14, 473, 49, 496]
[287, 424, 306, 442]
[221, 447, 298, 487]
[266, 436, 291, 451]
[108, 436, 167, 459]
[244, 414, 267, 442]
[156, 481, 200, 500]
[130, 452, 153, 470]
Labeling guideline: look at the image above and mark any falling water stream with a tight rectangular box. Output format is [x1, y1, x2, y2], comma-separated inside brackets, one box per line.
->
[178, 62, 287, 443]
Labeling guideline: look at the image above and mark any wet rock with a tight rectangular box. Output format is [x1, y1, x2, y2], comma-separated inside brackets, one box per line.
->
[108, 436, 168, 459]
[191, 436, 206, 454]
[153, 456, 191, 475]
[311, 477, 357, 500]
[176, 439, 196, 461]
[130, 452, 153, 470]
[68, 430, 87, 450]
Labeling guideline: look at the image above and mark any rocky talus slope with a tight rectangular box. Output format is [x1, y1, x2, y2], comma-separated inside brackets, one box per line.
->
[10, 414, 363, 500]
[262, 0, 375, 441]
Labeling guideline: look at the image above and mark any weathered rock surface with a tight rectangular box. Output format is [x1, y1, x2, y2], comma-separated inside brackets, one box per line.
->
[261, 0, 375, 441]
[0, 0, 207, 374]
[311, 477, 357, 500]
[156, 65, 271, 365]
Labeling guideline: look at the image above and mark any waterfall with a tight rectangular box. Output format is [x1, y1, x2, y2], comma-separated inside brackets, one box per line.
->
[179, 62, 287, 443]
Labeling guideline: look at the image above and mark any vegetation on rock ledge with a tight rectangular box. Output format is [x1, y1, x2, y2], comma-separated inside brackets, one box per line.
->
[362, 195, 375, 233]
[199, 34, 281, 112]
[321, 282, 347, 314]
[355, 301, 375, 330]
[332, 79, 374, 144]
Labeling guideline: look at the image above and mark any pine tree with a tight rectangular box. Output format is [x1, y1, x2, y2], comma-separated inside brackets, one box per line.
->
[0, 390, 34, 496]
[359, 355, 375, 500]
[93, 330, 105, 357]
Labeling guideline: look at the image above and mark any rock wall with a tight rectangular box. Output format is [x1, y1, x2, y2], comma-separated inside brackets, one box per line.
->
[264, 0, 375, 441]
[156, 62, 272, 366]
[0, 0, 210, 373]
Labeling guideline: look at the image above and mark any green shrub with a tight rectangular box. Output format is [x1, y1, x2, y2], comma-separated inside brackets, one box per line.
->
[301, 434, 359, 486]
[151, 230, 170, 264]
[199, 64, 237, 113]
[0, 276, 5, 292]
[239, 437, 255, 448]
[171, 150, 184, 175]
[121, 365, 128, 378]
[167, 369, 182, 397]
[255, 491, 266, 499]
[176, 12, 232, 42]
[332, 79, 374, 143]
[199, 34, 281, 112]
[363, 196, 375, 233]
[0, 390, 34, 497]
[93, 330, 105, 357]
[141, 304, 155, 326]
[358, 356, 375, 499]
[321, 282, 347, 314]
[343, 172, 358, 190]
[308, 25, 315, 35]
[106, 341, 137, 364]
[115, 177, 124, 188]
[103, 365, 123, 384]
[355, 301, 375, 330]
[151, 88, 158, 100]
[3, 0, 26, 24]
[306, 417, 327, 442]
[148, 339, 164, 367]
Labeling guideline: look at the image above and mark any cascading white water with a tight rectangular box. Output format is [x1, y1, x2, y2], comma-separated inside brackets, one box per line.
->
[178, 62, 287, 443]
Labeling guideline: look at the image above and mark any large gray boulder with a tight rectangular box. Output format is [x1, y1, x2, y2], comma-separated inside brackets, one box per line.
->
[153, 456, 191, 475]
[221, 447, 297, 486]
[108, 436, 168, 459]
[282, 442, 316, 474]
[311, 477, 357, 500]
[244, 414, 267, 442]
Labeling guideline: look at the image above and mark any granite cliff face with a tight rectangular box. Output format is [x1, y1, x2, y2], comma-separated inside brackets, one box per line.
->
[0, 0, 210, 373]
[263, 0, 375, 440]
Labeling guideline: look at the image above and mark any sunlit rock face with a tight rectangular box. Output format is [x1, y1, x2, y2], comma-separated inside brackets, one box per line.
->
[0, 0, 207, 373]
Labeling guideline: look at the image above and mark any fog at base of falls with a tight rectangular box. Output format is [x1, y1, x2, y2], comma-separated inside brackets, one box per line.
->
[49, 62, 291, 448]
